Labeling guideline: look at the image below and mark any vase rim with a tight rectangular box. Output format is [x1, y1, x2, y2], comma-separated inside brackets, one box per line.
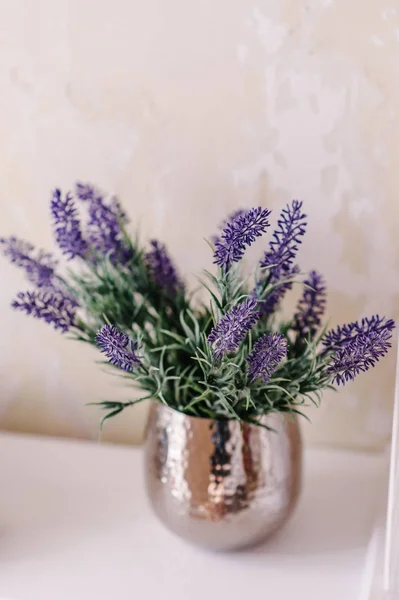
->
[152, 401, 234, 423]
[150, 401, 294, 428]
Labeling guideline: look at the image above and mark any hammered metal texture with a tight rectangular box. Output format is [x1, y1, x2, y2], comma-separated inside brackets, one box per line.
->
[144, 404, 302, 551]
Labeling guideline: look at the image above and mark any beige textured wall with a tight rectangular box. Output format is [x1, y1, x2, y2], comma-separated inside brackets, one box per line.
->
[0, 0, 398, 449]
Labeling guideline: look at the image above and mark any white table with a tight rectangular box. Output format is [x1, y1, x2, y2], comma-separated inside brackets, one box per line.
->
[0, 433, 386, 600]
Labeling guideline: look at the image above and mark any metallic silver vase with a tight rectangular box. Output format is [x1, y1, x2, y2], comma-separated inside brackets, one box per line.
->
[144, 403, 302, 551]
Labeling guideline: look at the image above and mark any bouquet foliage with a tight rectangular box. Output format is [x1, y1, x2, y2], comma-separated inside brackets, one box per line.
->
[1, 184, 395, 427]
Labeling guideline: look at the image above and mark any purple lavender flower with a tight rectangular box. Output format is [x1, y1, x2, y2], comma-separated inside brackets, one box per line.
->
[75, 182, 132, 264]
[12, 290, 77, 332]
[293, 270, 327, 339]
[0, 236, 58, 288]
[220, 209, 247, 228]
[51, 189, 88, 259]
[75, 182, 129, 225]
[257, 200, 306, 315]
[327, 329, 394, 385]
[211, 209, 247, 245]
[75, 182, 97, 202]
[213, 207, 271, 271]
[260, 200, 306, 273]
[96, 324, 142, 372]
[247, 333, 287, 382]
[87, 198, 132, 264]
[323, 316, 395, 385]
[145, 240, 183, 296]
[207, 297, 260, 360]
[323, 316, 395, 352]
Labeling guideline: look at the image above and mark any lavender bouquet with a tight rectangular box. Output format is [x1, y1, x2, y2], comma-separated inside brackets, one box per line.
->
[1, 184, 395, 428]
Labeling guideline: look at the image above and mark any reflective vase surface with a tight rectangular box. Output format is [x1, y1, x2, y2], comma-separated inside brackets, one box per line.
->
[144, 403, 302, 551]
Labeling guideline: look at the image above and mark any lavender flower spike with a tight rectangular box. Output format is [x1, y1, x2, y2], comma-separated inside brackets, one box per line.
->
[323, 315, 396, 352]
[146, 240, 183, 296]
[211, 208, 246, 245]
[76, 181, 129, 225]
[324, 316, 395, 385]
[87, 199, 132, 264]
[214, 207, 271, 271]
[293, 270, 327, 339]
[261, 200, 307, 274]
[96, 325, 142, 372]
[51, 189, 88, 259]
[75, 182, 97, 202]
[12, 290, 77, 332]
[257, 200, 306, 315]
[247, 333, 287, 382]
[0, 236, 57, 288]
[207, 297, 260, 360]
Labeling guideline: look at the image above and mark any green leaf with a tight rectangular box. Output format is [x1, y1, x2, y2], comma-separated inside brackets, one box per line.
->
[100, 407, 123, 431]
[195, 277, 223, 311]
